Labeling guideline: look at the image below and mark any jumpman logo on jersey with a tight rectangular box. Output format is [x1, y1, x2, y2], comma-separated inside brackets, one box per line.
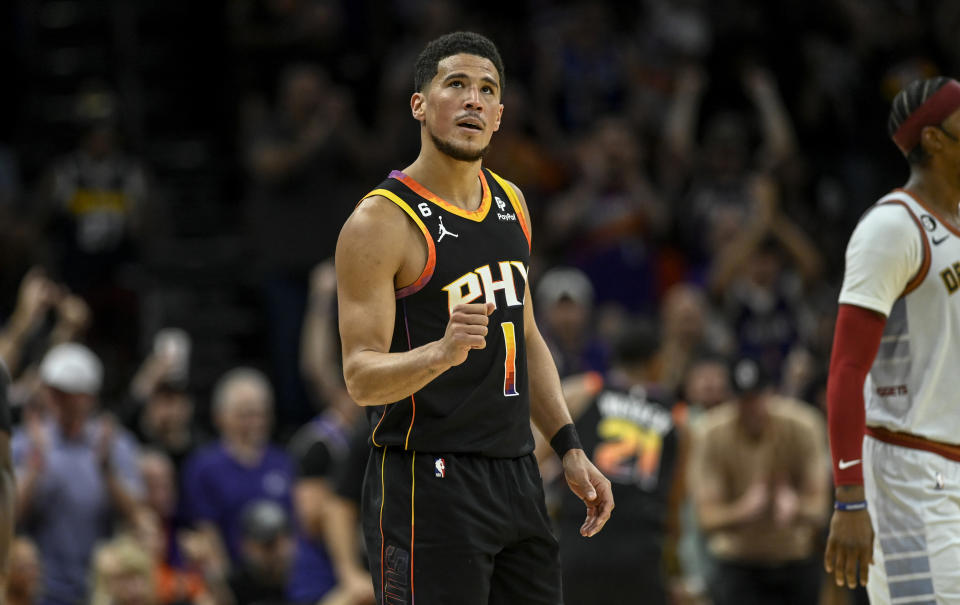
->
[437, 216, 458, 242]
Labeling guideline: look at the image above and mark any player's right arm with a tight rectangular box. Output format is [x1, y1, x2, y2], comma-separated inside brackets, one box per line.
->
[824, 202, 921, 588]
[336, 196, 493, 407]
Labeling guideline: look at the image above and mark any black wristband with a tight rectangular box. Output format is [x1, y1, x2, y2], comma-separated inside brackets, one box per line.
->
[550, 423, 582, 460]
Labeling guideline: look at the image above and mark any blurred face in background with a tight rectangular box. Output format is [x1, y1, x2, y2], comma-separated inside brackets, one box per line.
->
[661, 285, 706, 347]
[216, 379, 272, 450]
[545, 297, 591, 350]
[701, 113, 749, 183]
[93, 543, 157, 605]
[747, 247, 783, 290]
[44, 387, 95, 438]
[143, 388, 193, 445]
[241, 533, 294, 583]
[595, 118, 642, 185]
[140, 453, 177, 519]
[737, 388, 772, 439]
[281, 68, 325, 124]
[683, 360, 731, 409]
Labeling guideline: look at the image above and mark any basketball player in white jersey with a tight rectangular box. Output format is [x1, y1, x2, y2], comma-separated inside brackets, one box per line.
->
[824, 76, 960, 603]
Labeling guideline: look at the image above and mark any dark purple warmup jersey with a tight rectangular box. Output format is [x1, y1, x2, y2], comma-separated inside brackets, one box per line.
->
[360, 168, 533, 458]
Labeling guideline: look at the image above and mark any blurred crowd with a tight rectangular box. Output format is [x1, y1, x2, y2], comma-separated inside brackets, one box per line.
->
[3, 0, 960, 604]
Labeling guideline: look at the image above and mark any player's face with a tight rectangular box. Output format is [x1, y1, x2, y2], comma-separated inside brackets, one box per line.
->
[413, 53, 503, 162]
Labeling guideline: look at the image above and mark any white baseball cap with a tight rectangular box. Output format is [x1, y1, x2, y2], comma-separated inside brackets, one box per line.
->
[39, 343, 103, 395]
[536, 267, 595, 308]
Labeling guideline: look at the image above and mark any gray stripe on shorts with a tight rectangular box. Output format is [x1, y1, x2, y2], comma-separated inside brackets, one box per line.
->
[885, 555, 931, 577]
[888, 577, 935, 600]
[880, 533, 927, 554]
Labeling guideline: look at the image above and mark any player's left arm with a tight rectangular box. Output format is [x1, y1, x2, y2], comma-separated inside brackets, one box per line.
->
[510, 182, 614, 537]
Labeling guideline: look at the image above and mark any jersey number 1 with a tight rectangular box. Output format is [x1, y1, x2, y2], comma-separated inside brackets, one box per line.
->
[502, 322, 519, 397]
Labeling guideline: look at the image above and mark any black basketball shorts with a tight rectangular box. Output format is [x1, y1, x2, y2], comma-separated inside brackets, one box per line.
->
[361, 446, 562, 605]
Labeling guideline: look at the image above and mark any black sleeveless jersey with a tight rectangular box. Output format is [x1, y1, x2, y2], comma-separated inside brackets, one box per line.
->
[560, 383, 682, 559]
[361, 168, 533, 457]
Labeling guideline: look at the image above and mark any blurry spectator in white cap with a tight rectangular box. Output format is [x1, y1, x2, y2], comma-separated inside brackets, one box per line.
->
[535, 267, 609, 378]
[39, 342, 103, 399]
[12, 342, 143, 605]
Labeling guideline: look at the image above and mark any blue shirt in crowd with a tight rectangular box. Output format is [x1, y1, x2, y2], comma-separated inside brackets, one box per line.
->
[181, 442, 295, 562]
[12, 418, 143, 605]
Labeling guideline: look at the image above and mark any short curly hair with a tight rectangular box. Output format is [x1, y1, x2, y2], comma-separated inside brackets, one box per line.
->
[414, 31, 505, 93]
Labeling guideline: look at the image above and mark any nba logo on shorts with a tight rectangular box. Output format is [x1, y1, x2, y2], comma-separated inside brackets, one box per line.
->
[434, 457, 446, 478]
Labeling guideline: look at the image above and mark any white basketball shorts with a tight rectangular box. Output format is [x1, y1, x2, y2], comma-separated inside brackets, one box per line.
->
[863, 435, 960, 604]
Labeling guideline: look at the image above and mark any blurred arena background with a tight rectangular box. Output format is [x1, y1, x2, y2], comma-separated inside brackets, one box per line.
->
[1, 1, 959, 605]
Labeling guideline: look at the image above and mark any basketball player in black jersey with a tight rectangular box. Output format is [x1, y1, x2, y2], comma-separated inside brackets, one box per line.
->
[558, 326, 684, 605]
[336, 32, 614, 604]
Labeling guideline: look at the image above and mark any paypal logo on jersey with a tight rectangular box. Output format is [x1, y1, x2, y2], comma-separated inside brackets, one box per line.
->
[494, 195, 517, 221]
[442, 261, 528, 313]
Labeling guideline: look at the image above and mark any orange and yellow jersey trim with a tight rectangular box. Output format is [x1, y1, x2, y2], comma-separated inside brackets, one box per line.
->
[487, 170, 531, 251]
[358, 188, 438, 300]
[390, 170, 492, 222]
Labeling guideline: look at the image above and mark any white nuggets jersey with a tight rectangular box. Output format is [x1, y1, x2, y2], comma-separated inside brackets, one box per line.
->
[839, 189, 960, 444]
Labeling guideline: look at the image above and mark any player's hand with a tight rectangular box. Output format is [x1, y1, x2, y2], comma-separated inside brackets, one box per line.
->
[437, 303, 495, 366]
[562, 449, 614, 537]
[824, 506, 874, 588]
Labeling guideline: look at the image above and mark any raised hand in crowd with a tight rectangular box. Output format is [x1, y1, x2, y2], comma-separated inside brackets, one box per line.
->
[49, 293, 91, 346]
[179, 527, 234, 605]
[0, 269, 58, 373]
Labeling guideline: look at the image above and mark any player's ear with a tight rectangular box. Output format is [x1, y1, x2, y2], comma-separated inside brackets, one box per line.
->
[921, 125, 944, 156]
[411, 92, 426, 123]
[493, 103, 503, 132]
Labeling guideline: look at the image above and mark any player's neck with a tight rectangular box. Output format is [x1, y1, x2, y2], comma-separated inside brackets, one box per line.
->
[404, 150, 484, 211]
[905, 171, 960, 227]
